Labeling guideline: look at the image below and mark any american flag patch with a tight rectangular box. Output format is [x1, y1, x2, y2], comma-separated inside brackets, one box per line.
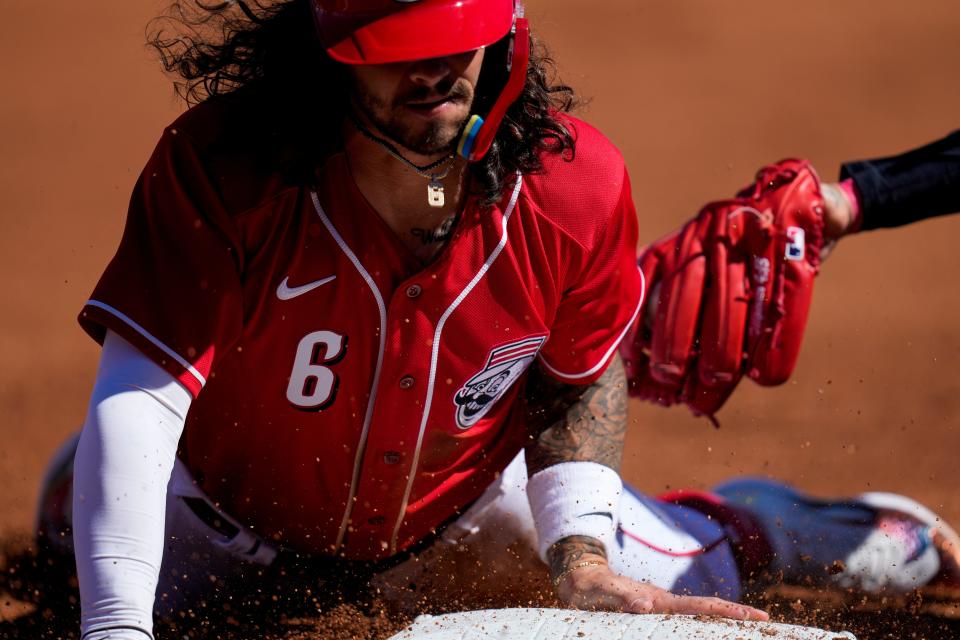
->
[485, 336, 547, 368]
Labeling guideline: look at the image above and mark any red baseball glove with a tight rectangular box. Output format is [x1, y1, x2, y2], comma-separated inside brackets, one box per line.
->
[621, 159, 826, 423]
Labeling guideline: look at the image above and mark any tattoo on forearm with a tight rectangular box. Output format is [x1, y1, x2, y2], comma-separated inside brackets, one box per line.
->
[523, 356, 628, 475]
[410, 214, 457, 245]
[547, 535, 608, 580]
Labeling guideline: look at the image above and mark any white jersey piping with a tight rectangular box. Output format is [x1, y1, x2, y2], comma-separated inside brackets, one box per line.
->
[538, 265, 646, 382]
[310, 192, 389, 551]
[84, 299, 207, 388]
[389, 175, 524, 553]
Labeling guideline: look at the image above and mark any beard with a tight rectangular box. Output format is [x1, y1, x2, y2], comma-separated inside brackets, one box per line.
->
[352, 78, 474, 156]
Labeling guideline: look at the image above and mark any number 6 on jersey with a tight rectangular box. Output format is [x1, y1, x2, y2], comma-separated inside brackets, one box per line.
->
[286, 330, 347, 410]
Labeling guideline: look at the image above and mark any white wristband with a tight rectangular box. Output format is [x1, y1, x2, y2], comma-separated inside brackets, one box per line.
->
[526, 461, 623, 561]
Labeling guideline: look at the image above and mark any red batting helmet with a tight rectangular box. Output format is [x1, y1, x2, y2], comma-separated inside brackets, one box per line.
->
[311, 0, 530, 162]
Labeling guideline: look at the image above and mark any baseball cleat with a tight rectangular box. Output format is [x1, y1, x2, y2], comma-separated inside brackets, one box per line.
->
[713, 477, 960, 594]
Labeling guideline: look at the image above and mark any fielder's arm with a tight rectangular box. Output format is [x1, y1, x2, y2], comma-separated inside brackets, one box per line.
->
[524, 356, 627, 582]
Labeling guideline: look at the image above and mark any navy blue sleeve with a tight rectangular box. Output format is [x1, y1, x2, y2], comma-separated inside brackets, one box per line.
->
[839, 130, 960, 231]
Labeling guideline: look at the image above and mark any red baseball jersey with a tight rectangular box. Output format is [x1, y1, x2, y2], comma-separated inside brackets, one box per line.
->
[79, 101, 644, 560]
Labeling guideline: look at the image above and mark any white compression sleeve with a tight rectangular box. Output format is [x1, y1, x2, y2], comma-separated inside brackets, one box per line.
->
[73, 330, 192, 640]
[526, 461, 623, 561]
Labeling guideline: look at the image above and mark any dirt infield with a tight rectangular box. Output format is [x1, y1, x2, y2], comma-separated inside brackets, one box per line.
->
[1, 0, 959, 638]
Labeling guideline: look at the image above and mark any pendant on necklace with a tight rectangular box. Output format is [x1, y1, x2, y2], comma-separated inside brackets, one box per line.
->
[427, 179, 445, 208]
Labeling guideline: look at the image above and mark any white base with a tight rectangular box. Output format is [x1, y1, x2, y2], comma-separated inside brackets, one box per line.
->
[388, 608, 856, 640]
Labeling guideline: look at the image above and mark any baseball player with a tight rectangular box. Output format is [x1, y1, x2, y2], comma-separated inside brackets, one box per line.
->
[33, 2, 960, 638]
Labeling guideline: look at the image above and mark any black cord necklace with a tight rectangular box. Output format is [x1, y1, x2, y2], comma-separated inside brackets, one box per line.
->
[348, 112, 456, 208]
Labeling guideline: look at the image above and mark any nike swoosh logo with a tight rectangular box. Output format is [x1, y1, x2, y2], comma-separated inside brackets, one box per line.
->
[276, 275, 337, 301]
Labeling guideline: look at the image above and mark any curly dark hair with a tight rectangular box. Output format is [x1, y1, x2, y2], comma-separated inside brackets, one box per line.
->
[148, 0, 577, 206]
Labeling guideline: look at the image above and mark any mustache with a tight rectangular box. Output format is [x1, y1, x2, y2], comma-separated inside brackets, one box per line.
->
[395, 80, 472, 106]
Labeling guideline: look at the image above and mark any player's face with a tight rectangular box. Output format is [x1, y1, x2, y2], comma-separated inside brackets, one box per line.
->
[350, 48, 485, 156]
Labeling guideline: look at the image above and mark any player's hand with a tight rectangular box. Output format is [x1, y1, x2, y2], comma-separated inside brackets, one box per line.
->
[554, 558, 769, 621]
[820, 181, 857, 260]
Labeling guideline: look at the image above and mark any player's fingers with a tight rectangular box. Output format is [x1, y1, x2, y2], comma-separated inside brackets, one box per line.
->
[650, 591, 769, 621]
[565, 571, 659, 612]
[576, 581, 639, 611]
[625, 596, 655, 614]
[564, 570, 768, 621]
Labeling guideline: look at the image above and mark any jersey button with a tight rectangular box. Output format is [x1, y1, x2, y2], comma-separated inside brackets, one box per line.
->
[399, 375, 415, 390]
[405, 284, 422, 298]
[383, 451, 402, 465]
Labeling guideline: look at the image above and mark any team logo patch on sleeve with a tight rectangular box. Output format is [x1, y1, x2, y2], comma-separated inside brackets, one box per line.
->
[454, 335, 547, 430]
